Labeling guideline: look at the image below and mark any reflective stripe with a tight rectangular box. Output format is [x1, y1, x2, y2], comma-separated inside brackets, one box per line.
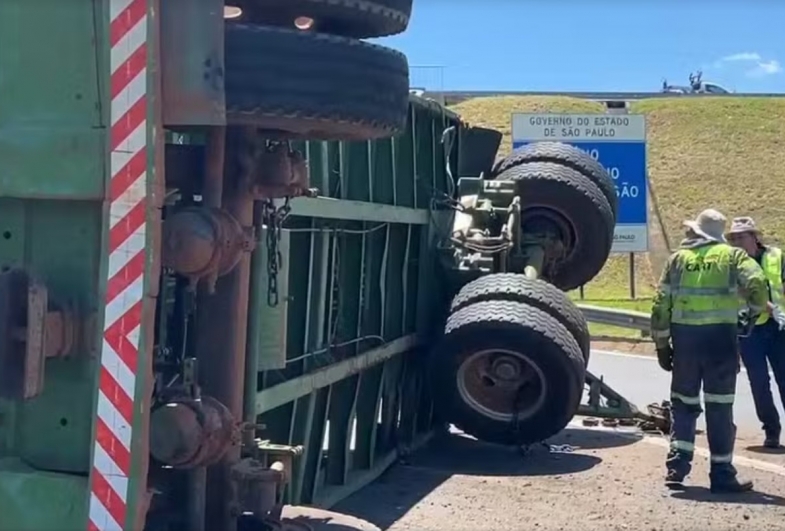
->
[671, 308, 738, 322]
[671, 392, 701, 405]
[710, 453, 733, 464]
[704, 392, 735, 404]
[670, 440, 695, 453]
[672, 286, 738, 296]
[651, 329, 671, 339]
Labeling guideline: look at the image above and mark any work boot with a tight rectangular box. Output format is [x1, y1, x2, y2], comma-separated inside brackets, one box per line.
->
[665, 469, 685, 489]
[710, 476, 754, 494]
[764, 431, 781, 449]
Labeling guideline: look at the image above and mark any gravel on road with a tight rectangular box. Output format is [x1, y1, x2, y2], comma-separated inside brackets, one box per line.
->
[336, 424, 785, 531]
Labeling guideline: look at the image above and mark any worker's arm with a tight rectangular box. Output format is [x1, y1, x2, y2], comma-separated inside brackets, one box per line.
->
[651, 255, 674, 349]
[733, 248, 768, 316]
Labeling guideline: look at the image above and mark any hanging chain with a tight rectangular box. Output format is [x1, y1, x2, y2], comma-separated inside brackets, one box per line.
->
[262, 197, 291, 307]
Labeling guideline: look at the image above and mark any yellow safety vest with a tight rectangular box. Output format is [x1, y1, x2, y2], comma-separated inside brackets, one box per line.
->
[753, 247, 783, 325]
[669, 244, 740, 326]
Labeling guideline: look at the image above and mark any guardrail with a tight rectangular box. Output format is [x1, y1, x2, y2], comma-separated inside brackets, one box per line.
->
[576, 304, 650, 332]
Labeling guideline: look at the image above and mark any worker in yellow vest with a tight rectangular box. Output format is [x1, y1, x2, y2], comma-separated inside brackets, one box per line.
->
[652, 209, 768, 492]
[727, 216, 785, 449]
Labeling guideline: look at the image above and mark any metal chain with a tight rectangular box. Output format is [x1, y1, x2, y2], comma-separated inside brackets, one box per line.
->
[262, 197, 291, 307]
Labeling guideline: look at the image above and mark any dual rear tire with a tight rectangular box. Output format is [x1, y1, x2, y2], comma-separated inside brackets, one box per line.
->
[431, 139, 621, 445]
[431, 275, 589, 446]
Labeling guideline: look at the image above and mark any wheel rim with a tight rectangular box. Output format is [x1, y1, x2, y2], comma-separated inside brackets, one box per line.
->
[520, 206, 577, 260]
[456, 348, 548, 423]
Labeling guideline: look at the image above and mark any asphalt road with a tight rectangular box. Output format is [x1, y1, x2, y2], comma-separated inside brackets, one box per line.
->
[588, 349, 785, 435]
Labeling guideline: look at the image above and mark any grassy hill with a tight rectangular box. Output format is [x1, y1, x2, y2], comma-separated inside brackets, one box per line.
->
[450, 96, 785, 301]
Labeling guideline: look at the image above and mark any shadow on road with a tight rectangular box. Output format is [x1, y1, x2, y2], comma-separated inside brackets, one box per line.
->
[554, 425, 643, 451]
[671, 486, 785, 506]
[400, 430, 604, 477]
[745, 445, 785, 455]
[335, 426, 641, 529]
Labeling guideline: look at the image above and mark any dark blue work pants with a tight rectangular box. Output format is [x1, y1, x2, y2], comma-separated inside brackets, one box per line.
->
[738, 319, 785, 438]
[666, 323, 739, 483]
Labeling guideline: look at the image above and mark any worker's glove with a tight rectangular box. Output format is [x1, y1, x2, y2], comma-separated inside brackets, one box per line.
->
[656, 344, 673, 372]
[772, 306, 785, 331]
[737, 308, 755, 337]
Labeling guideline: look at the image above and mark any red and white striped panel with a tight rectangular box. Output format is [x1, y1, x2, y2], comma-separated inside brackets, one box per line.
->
[89, 0, 149, 529]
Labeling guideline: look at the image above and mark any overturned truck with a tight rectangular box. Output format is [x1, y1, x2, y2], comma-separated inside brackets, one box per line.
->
[0, 1, 664, 530]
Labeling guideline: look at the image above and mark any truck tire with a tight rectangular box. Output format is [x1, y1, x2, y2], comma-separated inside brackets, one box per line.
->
[225, 23, 409, 140]
[495, 162, 614, 291]
[450, 273, 590, 363]
[240, 0, 412, 39]
[431, 300, 585, 446]
[458, 126, 503, 178]
[492, 142, 618, 217]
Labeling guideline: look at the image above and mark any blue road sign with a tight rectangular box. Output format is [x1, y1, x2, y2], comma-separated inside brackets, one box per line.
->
[510, 113, 648, 252]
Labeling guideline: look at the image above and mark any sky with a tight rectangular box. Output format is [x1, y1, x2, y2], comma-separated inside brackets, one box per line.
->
[375, 1, 785, 93]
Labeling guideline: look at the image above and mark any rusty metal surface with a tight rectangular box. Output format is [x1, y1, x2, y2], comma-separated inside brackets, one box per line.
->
[43, 307, 78, 359]
[237, 138, 315, 199]
[191, 396, 239, 467]
[162, 206, 248, 292]
[165, 140, 319, 200]
[196, 128, 256, 531]
[160, 0, 226, 126]
[0, 269, 81, 400]
[163, 208, 220, 277]
[22, 277, 46, 399]
[204, 127, 227, 207]
[231, 458, 283, 517]
[456, 349, 544, 421]
[150, 401, 202, 467]
[150, 395, 237, 469]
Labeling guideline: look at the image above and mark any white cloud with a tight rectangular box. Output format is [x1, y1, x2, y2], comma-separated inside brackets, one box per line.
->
[721, 52, 762, 63]
[714, 52, 782, 78]
[747, 59, 782, 78]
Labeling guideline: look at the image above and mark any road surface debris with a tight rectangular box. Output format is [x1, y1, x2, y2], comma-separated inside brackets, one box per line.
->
[337, 422, 785, 531]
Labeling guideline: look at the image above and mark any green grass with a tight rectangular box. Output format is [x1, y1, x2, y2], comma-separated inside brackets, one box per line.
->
[450, 95, 785, 304]
[632, 97, 785, 246]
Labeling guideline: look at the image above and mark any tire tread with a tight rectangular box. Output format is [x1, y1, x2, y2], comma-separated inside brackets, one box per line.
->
[492, 141, 618, 215]
[225, 23, 409, 140]
[450, 273, 590, 362]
